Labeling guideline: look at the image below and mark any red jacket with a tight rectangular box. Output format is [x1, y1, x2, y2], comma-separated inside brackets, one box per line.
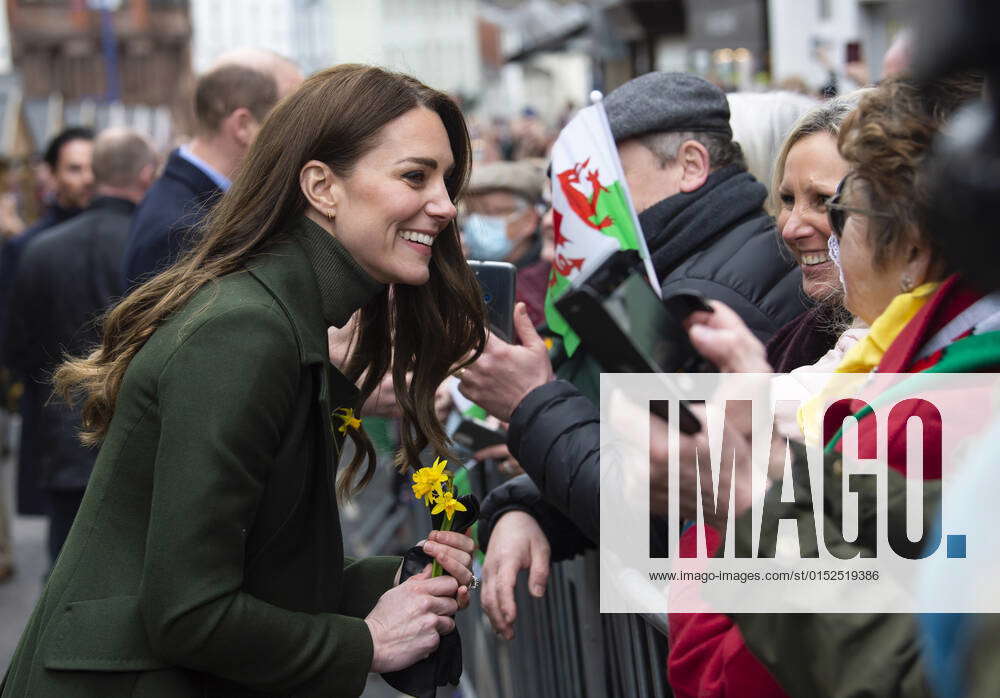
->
[667, 276, 991, 698]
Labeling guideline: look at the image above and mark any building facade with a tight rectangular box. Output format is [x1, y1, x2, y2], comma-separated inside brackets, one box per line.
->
[8, 0, 191, 104]
[329, 0, 482, 97]
[769, 0, 909, 93]
[189, 0, 331, 74]
[190, 0, 481, 96]
[684, 0, 767, 90]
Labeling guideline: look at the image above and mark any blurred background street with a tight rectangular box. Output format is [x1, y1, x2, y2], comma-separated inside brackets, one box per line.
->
[0, 1, 917, 696]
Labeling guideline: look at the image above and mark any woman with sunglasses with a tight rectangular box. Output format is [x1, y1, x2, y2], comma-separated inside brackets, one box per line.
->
[666, 74, 992, 698]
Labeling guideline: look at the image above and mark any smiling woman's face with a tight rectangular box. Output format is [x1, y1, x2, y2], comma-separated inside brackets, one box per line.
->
[777, 133, 850, 301]
[329, 106, 458, 286]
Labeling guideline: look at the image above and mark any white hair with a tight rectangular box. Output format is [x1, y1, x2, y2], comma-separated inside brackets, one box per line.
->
[726, 91, 819, 190]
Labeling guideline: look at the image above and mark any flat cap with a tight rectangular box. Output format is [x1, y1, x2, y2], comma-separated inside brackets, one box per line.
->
[466, 159, 547, 202]
[604, 71, 732, 143]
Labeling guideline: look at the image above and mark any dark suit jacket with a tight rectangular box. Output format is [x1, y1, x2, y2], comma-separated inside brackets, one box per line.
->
[0, 202, 82, 514]
[0, 203, 81, 348]
[4, 197, 135, 497]
[121, 149, 221, 290]
[2, 220, 399, 697]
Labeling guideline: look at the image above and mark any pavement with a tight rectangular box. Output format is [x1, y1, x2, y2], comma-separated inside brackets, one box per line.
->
[0, 457, 46, 672]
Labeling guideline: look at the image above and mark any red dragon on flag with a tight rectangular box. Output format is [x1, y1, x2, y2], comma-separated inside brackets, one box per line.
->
[544, 96, 657, 356]
[548, 159, 613, 287]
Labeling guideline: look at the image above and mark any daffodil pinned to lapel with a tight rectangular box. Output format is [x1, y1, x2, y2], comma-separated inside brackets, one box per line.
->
[333, 407, 361, 434]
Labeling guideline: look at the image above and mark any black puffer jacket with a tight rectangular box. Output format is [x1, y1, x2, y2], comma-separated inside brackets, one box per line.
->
[643, 164, 803, 340]
[481, 166, 805, 547]
[556, 165, 805, 402]
[479, 381, 599, 560]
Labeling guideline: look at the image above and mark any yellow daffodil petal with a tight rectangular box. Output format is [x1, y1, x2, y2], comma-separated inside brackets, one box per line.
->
[430, 492, 466, 521]
[334, 408, 362, 433]
[431, 457, 448, 476]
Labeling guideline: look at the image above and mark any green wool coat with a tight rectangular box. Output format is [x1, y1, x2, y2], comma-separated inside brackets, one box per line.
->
[1, 219, 401, 697]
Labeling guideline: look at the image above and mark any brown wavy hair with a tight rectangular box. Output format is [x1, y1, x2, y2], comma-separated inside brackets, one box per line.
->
[837, 74, 983, 270]
[54, 64, 487, 497]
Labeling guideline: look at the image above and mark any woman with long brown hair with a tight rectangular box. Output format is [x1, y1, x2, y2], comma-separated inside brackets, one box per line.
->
[2, 64, 486, 698]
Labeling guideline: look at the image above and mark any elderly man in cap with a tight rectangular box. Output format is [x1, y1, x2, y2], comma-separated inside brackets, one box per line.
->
[457, 73, 806, 639]
[462, 159, 549, 325]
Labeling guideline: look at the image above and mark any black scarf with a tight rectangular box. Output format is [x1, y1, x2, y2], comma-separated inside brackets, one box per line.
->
[638, 164, 769, 280]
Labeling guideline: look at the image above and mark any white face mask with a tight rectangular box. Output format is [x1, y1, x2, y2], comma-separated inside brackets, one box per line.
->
[463, 213, 513, 261]
[828, 233, 846, 290]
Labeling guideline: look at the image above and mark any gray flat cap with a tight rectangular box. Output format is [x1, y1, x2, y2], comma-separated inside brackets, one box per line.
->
[604, 72, 732, 142]
[466, 159, 547, 202]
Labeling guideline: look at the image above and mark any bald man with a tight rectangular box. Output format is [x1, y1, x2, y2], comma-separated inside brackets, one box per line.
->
[4, 128, 160, 563]
[122, 49, 303, 289]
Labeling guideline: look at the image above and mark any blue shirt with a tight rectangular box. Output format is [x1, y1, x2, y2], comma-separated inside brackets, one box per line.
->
[177, 145, 231, 191]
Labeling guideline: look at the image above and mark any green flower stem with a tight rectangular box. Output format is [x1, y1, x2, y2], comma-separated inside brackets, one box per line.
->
[430, 516, 454, 578]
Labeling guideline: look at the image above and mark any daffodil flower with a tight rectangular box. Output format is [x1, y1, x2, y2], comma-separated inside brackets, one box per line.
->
[431, 490, 467, 522]
[333, 407, 362, 434]
[411, 457, 449, 505]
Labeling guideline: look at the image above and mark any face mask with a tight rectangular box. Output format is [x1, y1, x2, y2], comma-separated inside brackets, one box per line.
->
[464, 213, 513, 261]
[827, 233, 846, 290]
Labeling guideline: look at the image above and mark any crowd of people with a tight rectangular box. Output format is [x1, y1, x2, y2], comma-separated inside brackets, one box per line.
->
[0, 8, 996, 697]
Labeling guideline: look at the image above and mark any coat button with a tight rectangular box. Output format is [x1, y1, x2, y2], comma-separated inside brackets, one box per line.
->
[832, 459, 843, 475]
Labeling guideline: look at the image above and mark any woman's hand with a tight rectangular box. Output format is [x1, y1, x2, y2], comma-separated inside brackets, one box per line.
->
[421, 530, 475, 610]
[365, 570, 459, 673]
[685, 301, 772, 374]
[481, 511, 550, 640]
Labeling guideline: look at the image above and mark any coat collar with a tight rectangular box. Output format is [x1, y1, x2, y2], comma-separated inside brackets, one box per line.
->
[162, 148, 222, 200]
[877, 275, 982, 373]
[86, 196, 137, 216]
[295, 216, 384, 328]
[246, 217, 384, 367]
[637, 164, 767, 278]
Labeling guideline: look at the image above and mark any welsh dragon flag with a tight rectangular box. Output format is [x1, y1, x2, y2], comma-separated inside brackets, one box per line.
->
[545, 95, 660, 356]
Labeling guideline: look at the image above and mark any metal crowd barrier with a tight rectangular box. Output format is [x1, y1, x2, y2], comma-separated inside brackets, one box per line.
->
[345, 445, 671, 698]
[456, 552, 670, 698]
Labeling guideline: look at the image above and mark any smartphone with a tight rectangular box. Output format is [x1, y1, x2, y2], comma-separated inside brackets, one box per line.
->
[555, 271, 706, 433]
[845, 41, 862, 64]
[452, 417, 507, 452]
[469, 261, 517, 342]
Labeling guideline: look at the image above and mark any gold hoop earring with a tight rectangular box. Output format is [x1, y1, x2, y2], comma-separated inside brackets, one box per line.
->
[900, 274, 914, 293]
[325, 209, 335, 220]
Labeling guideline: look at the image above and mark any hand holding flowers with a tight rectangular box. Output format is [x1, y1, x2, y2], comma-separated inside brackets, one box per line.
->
[408, 457, 479, 608]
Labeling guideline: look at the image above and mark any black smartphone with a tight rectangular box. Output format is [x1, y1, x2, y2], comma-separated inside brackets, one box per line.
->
[452, 418, 507, 452]
[555, 270, 706, 433]
[469, 261, 517, 342]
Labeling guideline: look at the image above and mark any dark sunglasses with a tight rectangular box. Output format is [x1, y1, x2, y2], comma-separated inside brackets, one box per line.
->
[827, 175, 893, 238]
